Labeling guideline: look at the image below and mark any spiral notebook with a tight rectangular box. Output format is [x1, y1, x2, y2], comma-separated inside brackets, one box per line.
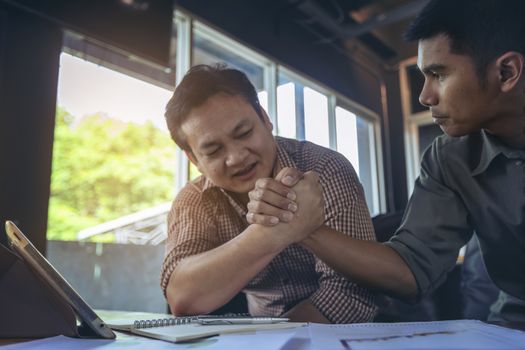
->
[107, 315, 305, 343]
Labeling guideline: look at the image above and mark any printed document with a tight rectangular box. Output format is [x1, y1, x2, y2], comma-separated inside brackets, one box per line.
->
[308, 320, 525, 350]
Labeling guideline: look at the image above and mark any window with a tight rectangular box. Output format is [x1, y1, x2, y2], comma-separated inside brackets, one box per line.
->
[336, 107, 359, 173]
[276, 81, 297, 139]
[400, 58, 443, 194]
[277, 70, 331, 147]
[275, 67, 384, 214]
[192, 23, 268, 111]
[50, 51, 176, 243]
[336, 105, 382, 216]
[188, 23, 272, 179]
[47, 34, 177, 313]
[304, 87, 329, 148]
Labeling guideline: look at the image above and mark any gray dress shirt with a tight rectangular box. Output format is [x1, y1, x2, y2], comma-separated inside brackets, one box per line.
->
[386, 130, 525, 304]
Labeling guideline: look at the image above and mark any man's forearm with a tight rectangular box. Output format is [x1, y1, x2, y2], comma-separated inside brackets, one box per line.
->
[301, 226, 418, 300]
[166, 224, 290, 316]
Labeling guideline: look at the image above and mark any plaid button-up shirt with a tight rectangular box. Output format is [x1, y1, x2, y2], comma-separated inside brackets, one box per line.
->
[161, 137, 377, 323]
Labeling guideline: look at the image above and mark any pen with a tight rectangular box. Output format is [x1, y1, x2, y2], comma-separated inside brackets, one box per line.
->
[197, 317, 289, 325]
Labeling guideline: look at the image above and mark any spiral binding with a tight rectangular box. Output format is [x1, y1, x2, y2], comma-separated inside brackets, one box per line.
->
[131, 313, 251, 329]
[133, 316, 198, 329]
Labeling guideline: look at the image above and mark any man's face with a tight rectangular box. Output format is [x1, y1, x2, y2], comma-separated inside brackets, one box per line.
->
[417, 34, 501, 137]
[181, 93, 276, 194]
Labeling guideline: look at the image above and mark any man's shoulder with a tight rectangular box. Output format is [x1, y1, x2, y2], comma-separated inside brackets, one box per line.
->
[277, 136, 336, 154]
[180, 175, 207, 194]
[276, 136, 351, 172]
[427, 131, 483, 163]
[175, 176, 220, 205]
[420, 131, 487, 182]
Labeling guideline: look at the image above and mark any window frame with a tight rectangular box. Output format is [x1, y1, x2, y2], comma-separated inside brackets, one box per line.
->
[335, 97, 385, 215]
[399, 57, 433, 195]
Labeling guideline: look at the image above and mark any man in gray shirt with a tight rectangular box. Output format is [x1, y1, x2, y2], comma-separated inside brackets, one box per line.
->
[245, 0, 525, 322]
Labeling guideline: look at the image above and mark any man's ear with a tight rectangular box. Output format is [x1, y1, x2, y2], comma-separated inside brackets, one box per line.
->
[261, 108, 274, 132]
[496, 52, 524, 92]
[185, 150, 199, 168]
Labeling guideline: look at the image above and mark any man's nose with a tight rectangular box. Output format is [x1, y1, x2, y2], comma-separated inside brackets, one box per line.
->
[418, 81, 438, 107]
[225, 145, 249, 167]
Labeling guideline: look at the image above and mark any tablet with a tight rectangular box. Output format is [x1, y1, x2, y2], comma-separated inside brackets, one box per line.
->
[5, 220, 115, 339]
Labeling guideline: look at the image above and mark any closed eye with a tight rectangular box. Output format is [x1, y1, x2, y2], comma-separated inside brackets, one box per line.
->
[205, 146, 221, 157]
[237, 128, 252, 138]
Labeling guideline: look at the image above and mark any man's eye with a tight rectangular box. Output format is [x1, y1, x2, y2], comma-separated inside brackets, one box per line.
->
[238, 129, 252, 138]
[430, 71, 445, 80]
[205, 148, 220, 157]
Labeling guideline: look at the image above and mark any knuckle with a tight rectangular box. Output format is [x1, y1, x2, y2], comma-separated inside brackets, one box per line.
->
[258, 178, 270, 188]
[280, 199, 291, 209]
[264, 216, 278, 225]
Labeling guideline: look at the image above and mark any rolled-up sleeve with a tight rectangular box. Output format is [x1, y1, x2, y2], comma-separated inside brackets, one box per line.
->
[385, 141, 473, 299]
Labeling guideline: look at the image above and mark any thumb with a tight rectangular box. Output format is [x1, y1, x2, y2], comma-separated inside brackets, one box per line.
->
[275, 167, 303, 186]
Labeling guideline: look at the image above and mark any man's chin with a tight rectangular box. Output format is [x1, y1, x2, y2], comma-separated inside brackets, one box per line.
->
[440, 125, 476, 138]
[226, 180, 257, 194]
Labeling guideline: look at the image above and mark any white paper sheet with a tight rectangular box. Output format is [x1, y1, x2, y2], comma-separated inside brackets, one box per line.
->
[203, 327, 300, 350]
[281, 326, 312, 350]
[308, 320, 525, 350]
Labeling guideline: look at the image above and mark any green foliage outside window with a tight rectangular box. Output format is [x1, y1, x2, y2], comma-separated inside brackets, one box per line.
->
[47, 107, 177, 241]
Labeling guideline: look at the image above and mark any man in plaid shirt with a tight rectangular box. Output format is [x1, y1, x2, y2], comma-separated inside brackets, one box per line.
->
[161, 64, 377, 323]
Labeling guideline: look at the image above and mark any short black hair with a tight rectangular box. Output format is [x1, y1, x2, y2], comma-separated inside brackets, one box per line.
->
[405, 0, 525, 82]
[164, 64, 263, 151]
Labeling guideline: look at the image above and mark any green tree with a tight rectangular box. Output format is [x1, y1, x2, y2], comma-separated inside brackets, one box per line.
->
[48, 107, 177, 241]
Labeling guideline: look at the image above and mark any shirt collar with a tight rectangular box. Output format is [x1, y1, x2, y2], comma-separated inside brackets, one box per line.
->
[471, 130, 524, 175]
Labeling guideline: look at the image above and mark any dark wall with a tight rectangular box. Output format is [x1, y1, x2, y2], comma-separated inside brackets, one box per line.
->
[383, 69, 408, 211]
[0, 4, 61, 252]
[177, 0, 384, 115]
[2, 0, 174, 67]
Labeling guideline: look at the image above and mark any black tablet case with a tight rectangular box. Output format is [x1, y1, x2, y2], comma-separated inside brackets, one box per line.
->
[0, 242, 83, 338]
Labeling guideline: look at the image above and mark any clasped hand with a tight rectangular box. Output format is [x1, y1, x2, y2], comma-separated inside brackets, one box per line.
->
[246, 167, 324, 243]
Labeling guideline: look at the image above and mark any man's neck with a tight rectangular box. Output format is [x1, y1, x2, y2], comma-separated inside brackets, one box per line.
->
[502, 130, 525, 149]
[485, 114, 525, 149]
